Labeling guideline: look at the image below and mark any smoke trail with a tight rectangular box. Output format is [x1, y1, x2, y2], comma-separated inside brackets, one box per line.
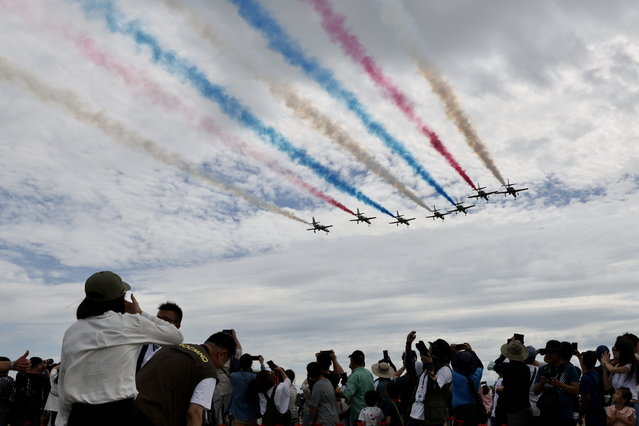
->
[200, 118, 356, 216]
[270, 84, 432, 211]
[419, 65, 505, 185]
[65, 30, 355, 216]
[371, 0, 506, 186]
[306, 0, 476, 190]
[225, 0, 455, 206]
[0, 56, 309, 224]
[70, 0, 394, 217]
[159, 0, 255, 72]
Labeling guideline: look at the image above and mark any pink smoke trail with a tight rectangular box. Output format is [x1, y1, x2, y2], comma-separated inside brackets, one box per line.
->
[67, 30, 355, 216]
[307, 0, 476, 190]
[0, 56, 310, 224]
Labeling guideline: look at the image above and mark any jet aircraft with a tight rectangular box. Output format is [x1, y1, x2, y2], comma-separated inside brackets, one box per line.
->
[307, 217, 333, 234]
[389, 211, 416, 227]
[468, 182, 498, 201]
[349, 208, 376, 225]
[426, 206, 451, 221]
[498, 179, 529, 198]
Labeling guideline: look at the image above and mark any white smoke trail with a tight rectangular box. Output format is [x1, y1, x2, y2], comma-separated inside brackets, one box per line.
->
[270, 83, 432, 211]
[0, 56, 308, 225]
[372, 0, 506, 185]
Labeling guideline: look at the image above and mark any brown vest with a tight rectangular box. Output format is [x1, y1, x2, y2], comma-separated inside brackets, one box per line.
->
[136, 344, 217, 426]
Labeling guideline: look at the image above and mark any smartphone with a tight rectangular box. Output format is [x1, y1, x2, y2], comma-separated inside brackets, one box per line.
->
[267, 360, 277, 370]
[383, 350, 389, 361]
[514, 333, 524, 344]
[251, 355, 261, 361]
[571, 342, 578, 351]
[416, 340, 430, 356]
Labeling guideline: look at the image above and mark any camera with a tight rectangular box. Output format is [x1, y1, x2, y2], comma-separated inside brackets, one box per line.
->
[513, 333, 525, 344]
[416, 340, 430, 357]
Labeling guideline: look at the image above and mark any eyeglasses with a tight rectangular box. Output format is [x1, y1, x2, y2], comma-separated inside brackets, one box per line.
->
[158, 315, 178, 324]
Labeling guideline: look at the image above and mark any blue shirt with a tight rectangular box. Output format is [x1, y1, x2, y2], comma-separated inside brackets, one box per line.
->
[451, 368, 483, 408]
[229, 371, 260, 421]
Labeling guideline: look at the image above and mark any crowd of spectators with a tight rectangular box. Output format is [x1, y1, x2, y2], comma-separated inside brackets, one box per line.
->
[1, 271, 638, 426]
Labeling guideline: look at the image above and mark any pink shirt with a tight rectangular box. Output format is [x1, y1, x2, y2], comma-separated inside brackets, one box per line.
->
[605, 405, 636, 426]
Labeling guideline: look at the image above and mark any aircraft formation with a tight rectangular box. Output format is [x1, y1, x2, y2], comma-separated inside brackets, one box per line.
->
[307, 179, 528, 233]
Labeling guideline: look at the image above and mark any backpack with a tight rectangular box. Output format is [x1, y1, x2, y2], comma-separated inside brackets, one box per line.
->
[262, 386, 290, 426]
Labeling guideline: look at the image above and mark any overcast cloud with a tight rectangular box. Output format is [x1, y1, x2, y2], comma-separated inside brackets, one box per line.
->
[1, 0, 638, 380]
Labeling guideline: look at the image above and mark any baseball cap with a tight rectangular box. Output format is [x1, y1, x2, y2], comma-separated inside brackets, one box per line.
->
[348, 350, 365, 363]
[596, 345, 610, 358]
[84, 271, 131, 302]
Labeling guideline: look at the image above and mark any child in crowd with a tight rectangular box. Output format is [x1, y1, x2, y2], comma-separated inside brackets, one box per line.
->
[358, 390, 384, 426]
[383, 382, 404, 426]
[605, 387, 636, 426]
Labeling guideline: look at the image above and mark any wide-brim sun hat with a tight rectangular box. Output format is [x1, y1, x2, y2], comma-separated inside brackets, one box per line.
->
[538, 340, 563, 355]
[500, 340, 529, 362]
[371, 361, 395, 378]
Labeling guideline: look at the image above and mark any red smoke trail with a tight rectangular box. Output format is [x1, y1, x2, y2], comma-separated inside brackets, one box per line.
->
[308, 0, 476, 190]
[68, 30, 355, 216]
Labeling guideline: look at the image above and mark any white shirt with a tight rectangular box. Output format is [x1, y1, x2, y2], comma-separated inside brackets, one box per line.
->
[140, 343, 161, 369]
[259, 378, 292, 415]
[56, 311, 183, 426]
[44, 368, 60, 412]
[611, 364, 639, 400]
[191, 378, 217, 409]
[409, 364, 452, 420]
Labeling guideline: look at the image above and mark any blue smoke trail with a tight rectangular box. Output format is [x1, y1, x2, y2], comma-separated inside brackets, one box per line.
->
[70, 0, 394, 217]
[226, 0, 455, 206]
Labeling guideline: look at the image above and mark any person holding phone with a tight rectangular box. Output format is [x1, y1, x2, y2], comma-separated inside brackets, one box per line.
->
[404, 331, 452, 426]
[254, 365, 292, 426]
[229, 354, 265, 426]
[533, 340, 579, 426]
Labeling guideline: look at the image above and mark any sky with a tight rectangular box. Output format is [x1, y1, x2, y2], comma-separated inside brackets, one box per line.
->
[1, 0, 638, 382]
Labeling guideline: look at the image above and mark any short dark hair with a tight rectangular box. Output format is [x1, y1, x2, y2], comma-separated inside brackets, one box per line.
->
[239, 353, 253, 370]
[158, 301, 183, 324]
[255, 370, 274, 394]
[204, 332, 237, 355]
[617, 387, 633, 404]
[76, 296, 125, 319]
[386, 382, 400, 399]
[582, 351, 597, 369]
[0, 356, 10, 362]
[307, 362, 321, 380]
[317, 352, 332, 369]
[364, 390, 379, 407]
